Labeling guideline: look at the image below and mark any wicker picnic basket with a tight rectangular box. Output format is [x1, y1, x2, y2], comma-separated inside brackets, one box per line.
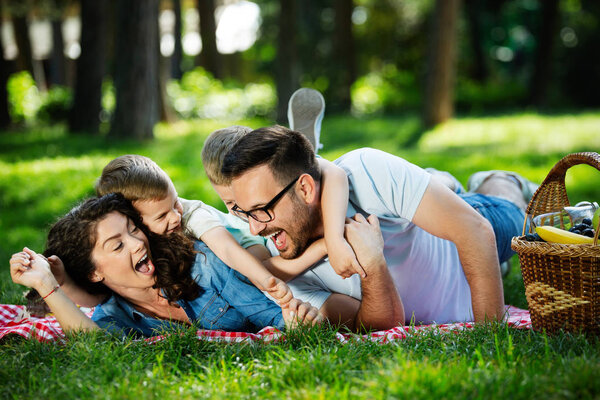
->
[511, 152, 600, 334]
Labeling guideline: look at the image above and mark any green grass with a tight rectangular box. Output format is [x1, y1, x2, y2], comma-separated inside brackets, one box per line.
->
[2, 111, 600, 399]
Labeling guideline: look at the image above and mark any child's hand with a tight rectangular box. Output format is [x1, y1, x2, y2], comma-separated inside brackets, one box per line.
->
[327, 237, 366, 279]
[47, 255, 68, 286]
[263, 276, 294, 308]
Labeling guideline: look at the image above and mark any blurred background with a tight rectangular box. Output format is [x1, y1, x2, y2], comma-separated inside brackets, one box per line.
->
[0, 0, 598, 139]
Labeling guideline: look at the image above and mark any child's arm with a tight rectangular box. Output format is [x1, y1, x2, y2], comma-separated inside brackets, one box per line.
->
[317, 158, 366, 278]
[260, 238, 327, 282]
[201, 226, 293, 307]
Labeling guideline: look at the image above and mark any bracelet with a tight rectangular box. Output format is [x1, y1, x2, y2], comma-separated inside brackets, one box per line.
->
[42, 285, 60, 300]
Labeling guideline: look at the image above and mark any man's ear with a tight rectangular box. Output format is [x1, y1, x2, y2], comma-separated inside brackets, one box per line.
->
[296, 173, 318, 204]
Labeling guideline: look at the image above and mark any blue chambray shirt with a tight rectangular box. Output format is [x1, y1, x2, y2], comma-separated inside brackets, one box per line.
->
[91, 241, 284, 337]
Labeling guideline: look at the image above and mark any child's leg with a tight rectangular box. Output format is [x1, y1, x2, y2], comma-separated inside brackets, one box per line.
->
[287, 88, 325, 153]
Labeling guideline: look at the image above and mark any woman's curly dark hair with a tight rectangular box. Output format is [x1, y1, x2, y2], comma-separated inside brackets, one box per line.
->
[43, 193, 200, 303]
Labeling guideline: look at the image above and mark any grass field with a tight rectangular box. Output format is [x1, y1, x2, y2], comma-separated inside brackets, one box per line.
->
[1, 111, 600, 399]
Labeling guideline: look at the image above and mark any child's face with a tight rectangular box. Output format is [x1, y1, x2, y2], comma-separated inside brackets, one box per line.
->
[133, 184, 183, 235]
[211, 183, 236, 214]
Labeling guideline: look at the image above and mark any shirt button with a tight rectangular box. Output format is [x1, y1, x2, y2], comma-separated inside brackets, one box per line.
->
[219, 307, 224, 312]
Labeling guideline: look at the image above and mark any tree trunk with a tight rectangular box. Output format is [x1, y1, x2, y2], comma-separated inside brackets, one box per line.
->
[275, 0, 298, 124]
[110, 0, 160, 140]
[0, 1, 12, 128]
[423, 0, 461, 129]
[332, 0, 355, 111]
[49, 19, 66, 86]
[171, 0, 183, 79]
[464, 0, 487, 82]
[196, 0, 221, 79]
[68, 0, 108, 134]
[11, 13, 34, 76]
[529, 0, 560, 107]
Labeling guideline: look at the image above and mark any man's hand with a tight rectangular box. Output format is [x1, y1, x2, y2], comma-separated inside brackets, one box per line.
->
[344, 214, 386, 272]
[342, 213, 404, 331]
[263, 276, 294, 308]
[326, 236, 366, 279]
[282, 298, 323, 328]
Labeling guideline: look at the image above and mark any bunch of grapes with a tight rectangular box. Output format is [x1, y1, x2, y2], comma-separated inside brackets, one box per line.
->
[569, 218, 596, 237]
[523, 232, 544, 242]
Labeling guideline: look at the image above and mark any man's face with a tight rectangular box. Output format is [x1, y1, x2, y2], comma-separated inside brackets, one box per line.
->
[231, 165, 322, 259]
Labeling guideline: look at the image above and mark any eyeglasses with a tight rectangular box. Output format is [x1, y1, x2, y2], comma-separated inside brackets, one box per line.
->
[231, 176, 300, 223]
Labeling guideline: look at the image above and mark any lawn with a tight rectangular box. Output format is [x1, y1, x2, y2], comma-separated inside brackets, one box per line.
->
[1, 111, 600, 399]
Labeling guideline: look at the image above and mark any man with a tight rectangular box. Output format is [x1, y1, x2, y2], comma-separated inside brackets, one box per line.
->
[221, 125, 529, 326]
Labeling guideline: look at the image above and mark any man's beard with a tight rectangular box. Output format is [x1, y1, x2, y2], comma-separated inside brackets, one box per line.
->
[282, 197, 322, 259]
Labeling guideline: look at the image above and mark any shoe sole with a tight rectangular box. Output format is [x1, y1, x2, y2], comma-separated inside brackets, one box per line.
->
[287, 88, 325, 151]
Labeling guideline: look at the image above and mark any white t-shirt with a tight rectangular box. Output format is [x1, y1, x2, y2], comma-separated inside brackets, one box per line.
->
[334, 148, 473, 324]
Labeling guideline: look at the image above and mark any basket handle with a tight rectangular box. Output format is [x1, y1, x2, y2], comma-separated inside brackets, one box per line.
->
[523, 152, 600, 245]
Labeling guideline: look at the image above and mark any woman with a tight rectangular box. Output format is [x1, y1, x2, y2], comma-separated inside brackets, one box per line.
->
[10, 193, 321, 337]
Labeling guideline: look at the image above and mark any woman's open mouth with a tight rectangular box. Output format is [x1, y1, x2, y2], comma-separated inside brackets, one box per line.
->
[135, 254, 155, 275]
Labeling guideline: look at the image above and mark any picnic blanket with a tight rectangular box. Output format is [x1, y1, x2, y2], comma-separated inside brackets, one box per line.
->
[0, 304, 531, 344]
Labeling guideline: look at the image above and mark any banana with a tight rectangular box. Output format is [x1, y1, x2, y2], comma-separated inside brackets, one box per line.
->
[535, 226, 594, 244]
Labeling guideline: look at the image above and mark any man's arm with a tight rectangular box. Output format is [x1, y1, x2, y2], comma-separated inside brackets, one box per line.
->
[411, 177, 504, 322]
[319, 214, 404, 331]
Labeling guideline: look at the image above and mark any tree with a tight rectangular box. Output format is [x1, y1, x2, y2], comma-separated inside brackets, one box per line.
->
[422, 0, 461, 129]
[110, 0, 160, 140]
[8, 0, 34, 77]
[196, 0, 221, 79]
[332, 0, 355, 111]
[171, 0, 183, 80]
[464, 0, 488, 82]
[47, 0, 69, 87]
[0, 1, 12, 128]
[275, 0, 299, 123]
[68, 0, 108, 134]
[529, 0, 560, 107]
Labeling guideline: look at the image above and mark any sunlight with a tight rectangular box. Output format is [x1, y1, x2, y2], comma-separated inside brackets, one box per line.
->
[216, 1, 260, 54]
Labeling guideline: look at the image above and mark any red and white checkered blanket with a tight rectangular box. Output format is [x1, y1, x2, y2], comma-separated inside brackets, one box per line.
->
[0, 304, 531, 344]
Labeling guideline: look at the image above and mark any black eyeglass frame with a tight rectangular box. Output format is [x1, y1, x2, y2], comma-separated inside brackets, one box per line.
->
[231, 176, 301, 223]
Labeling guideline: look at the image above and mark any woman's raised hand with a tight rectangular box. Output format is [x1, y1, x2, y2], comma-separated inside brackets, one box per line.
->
[282, 298, 323, 328]
[10, 247, 58, 293]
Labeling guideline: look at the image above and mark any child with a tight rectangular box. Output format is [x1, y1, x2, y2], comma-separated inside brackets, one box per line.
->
[201, 126, 365, 281]
[95, 155, 293, 306]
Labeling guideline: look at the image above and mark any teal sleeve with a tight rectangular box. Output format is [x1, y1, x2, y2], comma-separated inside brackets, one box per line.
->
[224, 213, 267, 249]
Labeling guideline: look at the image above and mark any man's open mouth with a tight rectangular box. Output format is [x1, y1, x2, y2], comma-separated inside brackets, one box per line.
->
[135, 254, 155, 275]
[266, 230, 287, 251]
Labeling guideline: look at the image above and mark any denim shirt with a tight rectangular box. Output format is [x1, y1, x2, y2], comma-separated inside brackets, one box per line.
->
[91, 241, 284, 337]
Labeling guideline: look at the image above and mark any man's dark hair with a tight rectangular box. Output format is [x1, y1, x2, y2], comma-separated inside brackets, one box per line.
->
[221, 125, 321, 186]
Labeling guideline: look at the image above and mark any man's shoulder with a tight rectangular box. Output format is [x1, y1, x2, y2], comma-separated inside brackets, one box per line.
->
[334, 148, 408, 169]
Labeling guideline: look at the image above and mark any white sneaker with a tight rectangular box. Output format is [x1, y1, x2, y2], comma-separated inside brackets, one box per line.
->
[287, 88, 325, 153]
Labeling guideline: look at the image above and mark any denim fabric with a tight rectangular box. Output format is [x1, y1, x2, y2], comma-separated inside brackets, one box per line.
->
[92, 241, 284, 337]
[459, 193, 525, 263]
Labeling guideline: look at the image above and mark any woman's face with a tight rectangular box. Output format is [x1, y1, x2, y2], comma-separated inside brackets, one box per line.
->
[90, 211, 156, 293]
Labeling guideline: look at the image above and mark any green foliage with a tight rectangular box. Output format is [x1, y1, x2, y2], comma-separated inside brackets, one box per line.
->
[455, 78, 528, 113]
[351, 64, 422, 115]
[7, 71, 40, 123]
[36, 85, 73, 123]
[168, 67, 276, 120]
